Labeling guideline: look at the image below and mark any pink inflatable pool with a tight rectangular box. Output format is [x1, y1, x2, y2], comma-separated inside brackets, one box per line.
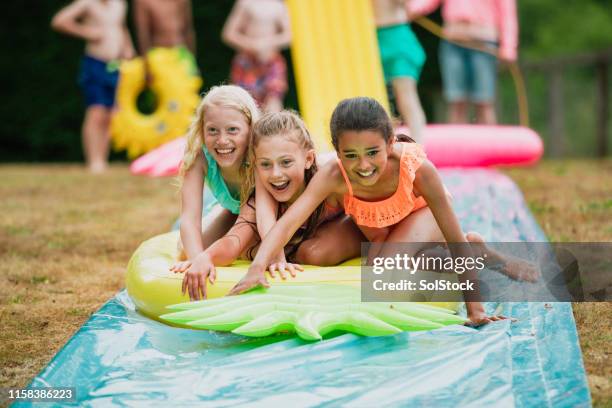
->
[419, 125, 543, 167]
[129, 137, 186, 177]
[130, 125, 543, 177]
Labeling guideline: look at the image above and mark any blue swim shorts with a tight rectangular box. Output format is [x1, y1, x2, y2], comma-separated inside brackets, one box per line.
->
[377, 24, 426, 83]
[439, 40, 498, 103]
[78, 55, 119, 108]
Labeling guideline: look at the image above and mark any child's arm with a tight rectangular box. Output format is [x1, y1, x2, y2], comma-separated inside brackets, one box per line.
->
[268, 3, 291, 50]
[120, 25, 136, 59]
[183, 0, 197, 55]
[415, 160, 501, 326]
[51, 0, 101, 41]
[221, 0, 257, 53]
[133, 0, 154, 83]
[254, 173, 299, 275]
[133, 0, 151, 55]
[406, 0, 441, 20]
[255, 171, 278, 240]
[180, 152, 207, 260]
[229, 165, 341, 295]
[495, 0, 518, 62]
[177, 150, 211, 301]
[172, 202, 258, 300]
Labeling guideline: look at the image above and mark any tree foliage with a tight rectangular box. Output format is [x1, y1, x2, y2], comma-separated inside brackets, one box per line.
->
[1, 0, 610, 161]
[518, 0, 612, 60]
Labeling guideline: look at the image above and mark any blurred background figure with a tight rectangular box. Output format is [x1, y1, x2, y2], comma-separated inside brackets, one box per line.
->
[222, 0, 291, 112]
[51, 0, 135, 173]
[134, 0, 197, 82]
[408, 0, 518, 125]
[372, 0, 427, 142]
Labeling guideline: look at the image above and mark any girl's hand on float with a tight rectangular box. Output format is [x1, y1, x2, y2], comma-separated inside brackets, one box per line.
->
[267, 251, 303, 279]
[268, 262, 303, 279]
[228, 266, 270, 296]
[170, 260, 191, 273]
[181, 252, 217, 301]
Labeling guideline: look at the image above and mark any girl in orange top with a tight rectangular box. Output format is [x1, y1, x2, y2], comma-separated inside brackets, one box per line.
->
[231, 97, 536, 326]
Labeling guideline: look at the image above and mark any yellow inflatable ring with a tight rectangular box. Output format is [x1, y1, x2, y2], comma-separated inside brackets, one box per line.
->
[126, 232, 460, 321]
[111, 48, 202, 158]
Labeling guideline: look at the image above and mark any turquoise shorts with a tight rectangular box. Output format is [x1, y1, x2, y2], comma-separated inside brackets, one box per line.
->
[376, 24, 426, 83]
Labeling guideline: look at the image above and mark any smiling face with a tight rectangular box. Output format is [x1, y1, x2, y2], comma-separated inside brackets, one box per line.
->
[337, 130, 392, 187]
[254, 133, 314, 204]
[202, 105, 250, 169]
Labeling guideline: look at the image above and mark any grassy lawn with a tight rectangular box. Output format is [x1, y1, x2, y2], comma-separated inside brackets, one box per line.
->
[0, 160, 610, 405]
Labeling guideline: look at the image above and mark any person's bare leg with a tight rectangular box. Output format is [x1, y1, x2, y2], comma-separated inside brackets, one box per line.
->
[409, 229, 540, 282]
[177, 205, 238, 260]
[475, 102, 497, 125]
[82, 105, 111, 173]
[387, 208, 444, 242]
[295, 216, 365, 266]
[448, 101, 469, 124]
[201, 207, 239, 249]
[97, 108, 112, 168]
[465, 232, 540, 282]
[392, 77, 426, 142]
[370, 208, 445, 262]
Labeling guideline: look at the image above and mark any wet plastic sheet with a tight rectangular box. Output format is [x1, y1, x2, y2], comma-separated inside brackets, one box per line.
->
[19, 169, 591, 407]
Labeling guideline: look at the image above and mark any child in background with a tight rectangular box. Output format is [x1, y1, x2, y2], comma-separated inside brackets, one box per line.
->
[172, 111, 364, 300]
[134, 0, 198, 82]
[372, 0, 427, 142]
[51, 0, 135, 173]
[232, 97, 537, 325]
[407, 0, 518, 124]
[222, 0, 291, 112]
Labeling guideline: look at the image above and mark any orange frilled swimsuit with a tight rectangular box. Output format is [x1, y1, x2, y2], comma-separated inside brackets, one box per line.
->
[336, 143, 428, 228]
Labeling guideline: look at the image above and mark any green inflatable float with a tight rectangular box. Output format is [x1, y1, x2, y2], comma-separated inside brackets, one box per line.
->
[127, 232, 467, 341]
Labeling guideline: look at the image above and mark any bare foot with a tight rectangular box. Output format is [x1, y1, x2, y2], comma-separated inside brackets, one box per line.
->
[500, 257, 541, 282]
[466, 231, 541, 282]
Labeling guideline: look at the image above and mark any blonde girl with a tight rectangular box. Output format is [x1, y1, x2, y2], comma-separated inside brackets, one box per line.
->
[178, 85, 280, 299]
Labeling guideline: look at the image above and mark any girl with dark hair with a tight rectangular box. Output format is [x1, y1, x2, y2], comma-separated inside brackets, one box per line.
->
[172, 110, 364, 300]
[231, 97, 537, 326]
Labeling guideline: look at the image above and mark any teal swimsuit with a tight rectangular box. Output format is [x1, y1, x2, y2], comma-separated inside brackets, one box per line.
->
[202, 146, 241, 215]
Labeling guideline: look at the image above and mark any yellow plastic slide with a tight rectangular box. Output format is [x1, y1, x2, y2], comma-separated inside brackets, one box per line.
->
[286, 0, 389, 151]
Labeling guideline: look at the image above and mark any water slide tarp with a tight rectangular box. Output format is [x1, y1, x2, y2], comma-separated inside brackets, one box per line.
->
[18, 169, 591, 407]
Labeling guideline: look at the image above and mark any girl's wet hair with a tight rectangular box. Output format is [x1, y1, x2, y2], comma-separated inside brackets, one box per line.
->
[240, 110, 324, 261]
[330, 97, 413, 149]
[178, 85, 260, 188]
[240, 110, 316, 202]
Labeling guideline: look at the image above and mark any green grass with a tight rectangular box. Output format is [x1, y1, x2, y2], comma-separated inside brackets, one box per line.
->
[0, 161, 609, 406]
